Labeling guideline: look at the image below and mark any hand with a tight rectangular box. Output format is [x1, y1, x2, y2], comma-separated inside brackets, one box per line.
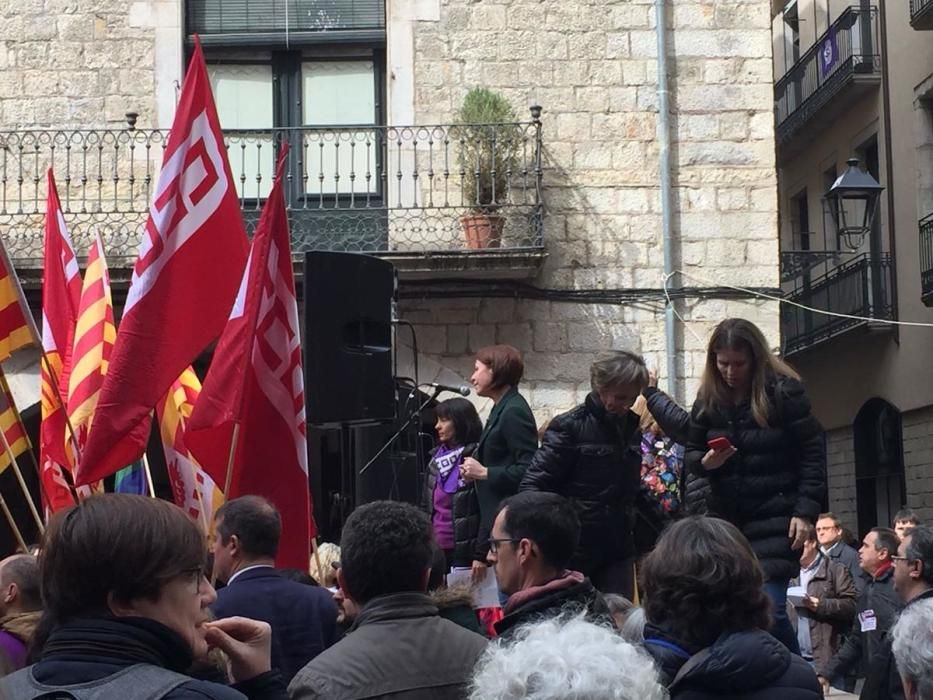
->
[803, 595, 820, 612]
[204, 616, 272, 683]
[471, 560, 488, 584]
[648, 368, 658, 388]
[817, 676, 830, 694]
[460, 457, 488, 481]
[701, 446, 737, 471]
[788, 516, 811, 551]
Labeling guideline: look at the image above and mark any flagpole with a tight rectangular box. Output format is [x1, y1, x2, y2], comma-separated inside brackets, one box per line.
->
[0, 491, 27, 553]
[141, 453, 157, 498]
[0, 239, 84, 465]
[0, 427, 44, 535]
[222, 422, 240, 497]
[311, 536, 323, 582]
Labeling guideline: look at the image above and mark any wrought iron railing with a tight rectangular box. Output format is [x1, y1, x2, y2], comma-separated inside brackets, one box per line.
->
[782, 252, 894, 354]
[774, 6, 880, 144]
[910, 0, 933, 29]
[0, 110, 544, 265]
[920, 214, 933, 303]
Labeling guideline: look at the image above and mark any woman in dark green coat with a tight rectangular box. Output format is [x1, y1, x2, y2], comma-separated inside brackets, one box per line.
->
[460, 344, 539, 585]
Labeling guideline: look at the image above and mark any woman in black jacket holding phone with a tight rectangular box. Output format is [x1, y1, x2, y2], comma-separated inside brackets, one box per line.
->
[685, 318, 825, 654]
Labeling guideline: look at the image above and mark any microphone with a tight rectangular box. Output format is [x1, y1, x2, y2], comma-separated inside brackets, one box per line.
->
[423, 382, 471, 397]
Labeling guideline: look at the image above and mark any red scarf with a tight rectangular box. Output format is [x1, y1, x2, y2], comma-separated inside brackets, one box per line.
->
[504, 570, 585, 614]
[873, 560, 894, 580]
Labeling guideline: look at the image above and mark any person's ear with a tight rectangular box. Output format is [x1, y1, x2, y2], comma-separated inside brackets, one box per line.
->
[106, 591, 138, 618]
[519, 538, 535, 563]
[2, 583, 16, 605]
[419, 567, 431, 592]
[228, 534, 240, 558]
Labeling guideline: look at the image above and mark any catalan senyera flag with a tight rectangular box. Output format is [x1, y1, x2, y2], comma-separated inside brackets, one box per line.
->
[0, 241, 33, 363]
[40, 170, 80, 513]
[158, 367, 223, 528]
[67, 234, 115, 470]
[0, 368, 32, 473]
[76, 37, 249, 485]
[187, 145, 314, 568]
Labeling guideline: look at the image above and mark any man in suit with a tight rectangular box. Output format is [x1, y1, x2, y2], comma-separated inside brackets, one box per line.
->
[816, 512, 864, 594]
[211, 495, 338, 684]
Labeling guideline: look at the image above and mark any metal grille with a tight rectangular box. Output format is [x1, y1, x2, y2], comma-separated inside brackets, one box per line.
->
[0, 115, 544, 266]
[910, 0, 933, 28]
[920, 213, 933, 302]
[782, 252, 894, 354]
[187, 0, 385, 35]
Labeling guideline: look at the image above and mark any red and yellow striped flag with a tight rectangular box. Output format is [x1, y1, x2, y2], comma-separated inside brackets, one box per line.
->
[67, 233, 115, 459]
[0, 367, 32, 472]
[0, 240, 34, 363]
[157, 367, 224, 529]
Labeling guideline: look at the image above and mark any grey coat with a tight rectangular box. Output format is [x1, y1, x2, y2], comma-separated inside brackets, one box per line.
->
[288, 592, 487, 700]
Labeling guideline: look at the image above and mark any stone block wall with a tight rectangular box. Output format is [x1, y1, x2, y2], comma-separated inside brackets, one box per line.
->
[826, 425, 857, 533]
[904, 405, 933, 522]
[392, 0, 781, 415]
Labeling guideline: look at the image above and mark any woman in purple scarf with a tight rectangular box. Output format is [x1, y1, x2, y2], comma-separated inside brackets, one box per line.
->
[424, 398, 484, 571]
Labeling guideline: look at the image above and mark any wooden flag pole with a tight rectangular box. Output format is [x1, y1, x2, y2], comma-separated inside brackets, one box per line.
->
[0, 427, 44, 534]
[222, 422, 241, 497]
[142, 453, 157, 499]
[311, 536, 324, 582]
[0, 491, 27, 553]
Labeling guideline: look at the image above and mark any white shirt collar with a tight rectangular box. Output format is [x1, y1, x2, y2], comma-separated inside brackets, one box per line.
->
[227, 563, 274, 586]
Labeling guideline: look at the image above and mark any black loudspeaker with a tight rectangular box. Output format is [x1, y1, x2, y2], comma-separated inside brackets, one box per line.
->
[304, 252, 397, 425]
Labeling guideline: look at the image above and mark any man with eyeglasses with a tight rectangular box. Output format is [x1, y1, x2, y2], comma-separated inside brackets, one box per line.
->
[487, 491, 609, 639]
[816, 512, 865, 595]
[861, 525, 933, 700]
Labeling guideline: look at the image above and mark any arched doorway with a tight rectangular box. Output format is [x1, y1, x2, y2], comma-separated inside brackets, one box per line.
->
[854, 398, 905, 536]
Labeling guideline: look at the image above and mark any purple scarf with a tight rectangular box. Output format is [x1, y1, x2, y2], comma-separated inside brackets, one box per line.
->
[433, 445, 465, 494]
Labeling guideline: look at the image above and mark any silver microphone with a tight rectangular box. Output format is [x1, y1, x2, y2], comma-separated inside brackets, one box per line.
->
[423, 382, 471, 397]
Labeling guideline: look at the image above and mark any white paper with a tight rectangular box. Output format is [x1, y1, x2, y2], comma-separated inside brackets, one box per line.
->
[447, 566, 502, 609]
[786, 585, 807, 608]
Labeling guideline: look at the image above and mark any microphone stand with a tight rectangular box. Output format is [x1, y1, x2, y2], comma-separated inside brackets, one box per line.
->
[359, 386, 439, 476]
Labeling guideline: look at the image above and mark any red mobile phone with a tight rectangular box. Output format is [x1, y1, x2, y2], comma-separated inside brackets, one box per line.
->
[707, 436, 734, 452]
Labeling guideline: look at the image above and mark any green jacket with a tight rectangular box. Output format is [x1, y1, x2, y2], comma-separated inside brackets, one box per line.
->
[473, 386, 538, 560]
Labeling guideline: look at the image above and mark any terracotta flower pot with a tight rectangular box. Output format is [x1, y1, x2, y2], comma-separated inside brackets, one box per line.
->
[461, 214, 505, 249]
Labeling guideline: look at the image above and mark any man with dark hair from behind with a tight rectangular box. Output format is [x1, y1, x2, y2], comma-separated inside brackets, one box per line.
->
[0, 554, 41, 671]
[818, 527, 904, 695]
[862, 525, 933, 700]
[211, 495, 337, 685]
[289, 500, 487, 700]
[487, 491, 609, 639]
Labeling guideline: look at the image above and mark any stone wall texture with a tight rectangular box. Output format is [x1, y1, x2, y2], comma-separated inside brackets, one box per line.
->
[397, 0, 780, 420]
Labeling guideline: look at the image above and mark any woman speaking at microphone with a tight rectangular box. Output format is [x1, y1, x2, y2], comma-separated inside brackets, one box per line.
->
[459, 345, 538, 584]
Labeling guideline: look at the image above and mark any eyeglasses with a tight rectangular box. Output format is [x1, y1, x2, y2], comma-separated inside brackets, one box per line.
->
[890, 555, 913, 563]
[488, 538, 520, 554]
[181, 567, 209, 593]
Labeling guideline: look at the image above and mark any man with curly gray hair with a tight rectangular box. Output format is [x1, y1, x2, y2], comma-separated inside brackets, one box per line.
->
[891, 598, 933, 700]
[469, 615, 665, 700]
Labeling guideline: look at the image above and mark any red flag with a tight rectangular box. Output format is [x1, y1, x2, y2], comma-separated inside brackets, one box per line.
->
[75, 37, 249, 486]
[40, 171, 81, 512]
[187, 145, 314, 569]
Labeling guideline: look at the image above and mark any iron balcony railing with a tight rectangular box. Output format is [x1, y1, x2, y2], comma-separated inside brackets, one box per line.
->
[920, 214, 933, 305]
[0, 110, 544, 266]
[910, 0, 933, 29]
[774, 6, 880, 145]
[782, 252, 894, 355]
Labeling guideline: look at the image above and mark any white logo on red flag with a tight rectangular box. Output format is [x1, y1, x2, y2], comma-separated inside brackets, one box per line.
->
[126, 111, 228, 315]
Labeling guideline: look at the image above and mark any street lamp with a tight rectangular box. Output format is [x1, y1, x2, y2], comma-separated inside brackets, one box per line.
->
[825, 157, 884, 251]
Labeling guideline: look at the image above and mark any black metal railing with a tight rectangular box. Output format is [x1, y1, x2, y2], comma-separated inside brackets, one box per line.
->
[782, 252, 894, 354]
[910, 0, 933, 29]
[0, 110, 544, 265]
[774, 6, 880, 144]
[921, 214, 933, 303]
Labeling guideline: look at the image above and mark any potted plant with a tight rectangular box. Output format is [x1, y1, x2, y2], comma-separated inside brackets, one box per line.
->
[455, 88, 520, 249]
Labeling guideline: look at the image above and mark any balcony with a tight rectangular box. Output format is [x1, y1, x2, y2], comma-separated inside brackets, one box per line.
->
[911, 0, 933, 30]
[0, 113, 546, 285]
[921, 214, 933, 305]
[782, 252, 894, 355]
[774, 6, 881, 156]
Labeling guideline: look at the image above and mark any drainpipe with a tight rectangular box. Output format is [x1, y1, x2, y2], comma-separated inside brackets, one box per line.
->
[655, 0, 679, 402]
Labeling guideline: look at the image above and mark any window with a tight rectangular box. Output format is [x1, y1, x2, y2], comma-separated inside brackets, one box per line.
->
[790, 188, 810, 250]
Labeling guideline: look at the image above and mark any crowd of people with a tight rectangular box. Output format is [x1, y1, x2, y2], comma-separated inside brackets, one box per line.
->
[0, 316, 929, 700]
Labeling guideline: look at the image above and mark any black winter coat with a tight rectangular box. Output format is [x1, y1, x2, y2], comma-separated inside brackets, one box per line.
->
[495, 576, 610, 639]
[685, 376, 826, 580]
[644, 387, 711, 515]
[645, 628, 822, 700]
[520, 393, 641, 573]
[0, 616, 287, 700]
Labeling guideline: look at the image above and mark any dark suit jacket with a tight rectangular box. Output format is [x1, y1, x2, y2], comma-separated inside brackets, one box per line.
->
[212, 567, 338, 685]
[473, 386, 538, 560]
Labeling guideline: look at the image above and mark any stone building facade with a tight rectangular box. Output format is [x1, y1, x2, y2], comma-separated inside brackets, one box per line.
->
[0, 0, 782, 533]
